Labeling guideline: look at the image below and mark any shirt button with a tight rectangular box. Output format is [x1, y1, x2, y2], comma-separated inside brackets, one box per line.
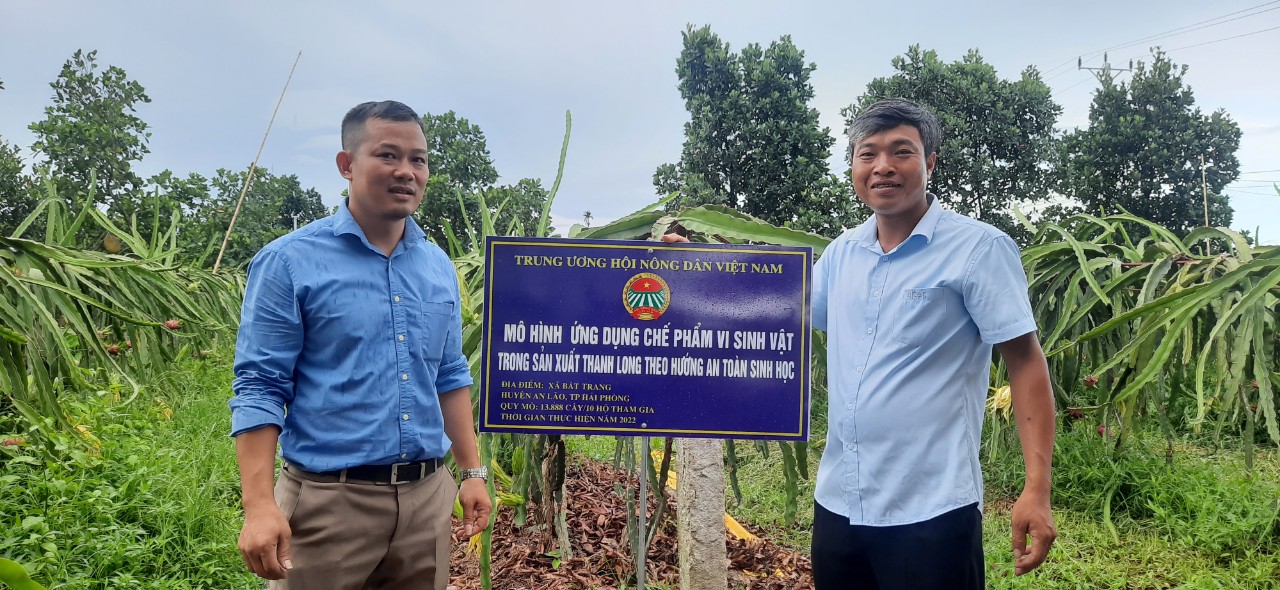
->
[398, 334, 405, 342]
[871, 290, 881, 297]
[846, 404, 853, 410]
[846, 444, 854, 451]
[393, 295, 401, 302]
[402, 413, 410, 421]
[401, 373, 409, 381]
[856, 366, 864, 373]
[865, 328, 873, 334]
[401, 453, 408, 459]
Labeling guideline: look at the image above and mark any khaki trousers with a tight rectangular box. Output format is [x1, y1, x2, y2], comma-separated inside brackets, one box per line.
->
[268, 464, 458, 590]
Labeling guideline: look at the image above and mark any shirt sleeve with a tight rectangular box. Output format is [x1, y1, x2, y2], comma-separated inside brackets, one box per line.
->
[434, 264, 474, 394]
[229, 248, 303, 437]
[962, 235, 1037, 344]
[812, 246, 831, 332]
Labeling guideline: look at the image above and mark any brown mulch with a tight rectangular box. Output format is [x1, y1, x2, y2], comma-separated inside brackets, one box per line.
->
[448, 457, 813, 590]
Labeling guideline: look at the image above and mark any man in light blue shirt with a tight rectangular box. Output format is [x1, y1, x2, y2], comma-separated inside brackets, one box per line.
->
[230, 101, 491, 589]
[810, 99, 1057, 588]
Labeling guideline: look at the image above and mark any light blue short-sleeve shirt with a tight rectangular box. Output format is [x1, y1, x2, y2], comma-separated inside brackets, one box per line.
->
[812, 196, 1036, 526]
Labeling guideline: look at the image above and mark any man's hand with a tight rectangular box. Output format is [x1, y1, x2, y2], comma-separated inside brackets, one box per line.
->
[458, 478, 493, 538]
[1010, 488, 1055, 575]
[238, 505, 293, 580]
[997, 333, 1056, 576]
[660, 233, 689, 244]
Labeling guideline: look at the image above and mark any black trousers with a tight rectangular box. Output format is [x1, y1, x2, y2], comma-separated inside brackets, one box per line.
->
[811, 500, 984, 590]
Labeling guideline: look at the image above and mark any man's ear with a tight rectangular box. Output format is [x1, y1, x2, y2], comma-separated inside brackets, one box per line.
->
[336, 151, 353, 180]
[925, 152, 937, 178]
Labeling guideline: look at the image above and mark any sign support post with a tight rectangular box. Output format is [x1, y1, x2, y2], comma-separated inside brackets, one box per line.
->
[678, 437, 727, 590]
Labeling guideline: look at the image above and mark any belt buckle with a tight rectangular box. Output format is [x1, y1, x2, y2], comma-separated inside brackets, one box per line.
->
[389, 461, 425, 485]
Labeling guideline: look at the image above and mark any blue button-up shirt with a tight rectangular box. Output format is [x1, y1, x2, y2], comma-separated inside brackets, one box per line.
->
[229, 201, 472, 473]
[812, 197, 1036, 526]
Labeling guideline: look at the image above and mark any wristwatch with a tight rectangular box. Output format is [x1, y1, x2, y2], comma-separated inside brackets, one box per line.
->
[459, 466, 489, 482]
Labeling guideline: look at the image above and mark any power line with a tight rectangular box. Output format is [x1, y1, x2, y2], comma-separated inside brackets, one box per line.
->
[1040, 1, 1280, 79]
[1105, 5, 1280, 54]
[1225, 188, 1280, 197]
[1054, 23, 1280, 97]
[1240, 169, 1280, 174]
[1159, 23, 1280, 52]
[1052, 75, 1097, 97]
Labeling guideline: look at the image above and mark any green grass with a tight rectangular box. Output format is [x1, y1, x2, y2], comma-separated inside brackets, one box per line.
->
[0, 350, 258, 589]
[982, 503, 1280, 589]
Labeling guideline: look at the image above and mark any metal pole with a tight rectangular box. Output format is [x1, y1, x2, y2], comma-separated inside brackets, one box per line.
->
[637, 436, 648, 589]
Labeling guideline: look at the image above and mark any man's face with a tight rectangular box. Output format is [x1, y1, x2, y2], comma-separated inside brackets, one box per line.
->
[850, 124, 936, 219]
[337, 118, 429, 222]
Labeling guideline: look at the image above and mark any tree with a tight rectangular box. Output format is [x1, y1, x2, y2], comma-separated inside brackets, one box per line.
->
[791, 173, 866, 238]
[179, 168, 326, 268]
[0, 136, 38, 235]
[416, 111, 499, 243]
[656, 25, 837, 234]
[1057, 50, 1240, 236]
[845, 46, 1061, 241]
[416, 111, 550, 245]
[28, 50, 151, 215]
[484, 178, 550, 236]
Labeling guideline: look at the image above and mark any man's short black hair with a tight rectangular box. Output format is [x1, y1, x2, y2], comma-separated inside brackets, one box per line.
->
[340, 100, 423, 152]
[846, 98, 943, 161]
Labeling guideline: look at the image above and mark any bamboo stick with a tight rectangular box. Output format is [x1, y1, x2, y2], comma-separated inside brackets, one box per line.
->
[213, 50, 301, 272]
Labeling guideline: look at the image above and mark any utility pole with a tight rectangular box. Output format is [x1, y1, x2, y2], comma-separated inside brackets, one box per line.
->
[1200, 155, 1210, 228]
[1078, 52, 1134, 77]
[1201, 155, 1212, 254]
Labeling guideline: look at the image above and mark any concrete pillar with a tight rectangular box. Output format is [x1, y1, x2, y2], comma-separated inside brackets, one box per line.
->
[676, 437, 727, 590]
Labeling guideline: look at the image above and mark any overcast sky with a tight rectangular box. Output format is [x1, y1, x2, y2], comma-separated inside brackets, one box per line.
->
[2, 0, 1277, 243]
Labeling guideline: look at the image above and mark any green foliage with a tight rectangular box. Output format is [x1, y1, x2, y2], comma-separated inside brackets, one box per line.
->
[788, 173, 865, 239]
[174, 167, 326, 269]
[447, 111, 573, 587]
[572, 203, 830, 257]
[1057, 50, 1241, 236]
[986, 426, 1280, 567]
[417, 111, 550, 248]
[1021, 210, 1280, 450]
[0, 191, 242, 444]
[483, 178, 552, 238]
[980, 495, 1280, 589]
[0, 136, 38, 236]
[656, 26, 845, 234]
[0, 351, 259, 589]
[28, 50, 151, 222]
[846, 45, 1061, 242]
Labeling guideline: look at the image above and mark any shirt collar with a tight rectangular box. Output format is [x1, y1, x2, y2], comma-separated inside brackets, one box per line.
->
[856, 193, 944, 252]
[331, 198, 426, 253]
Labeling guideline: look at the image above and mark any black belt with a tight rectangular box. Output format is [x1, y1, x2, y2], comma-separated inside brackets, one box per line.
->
[287, 458, 442, 485]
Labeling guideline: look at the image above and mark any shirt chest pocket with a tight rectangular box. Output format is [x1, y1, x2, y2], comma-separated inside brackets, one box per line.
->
[420, 301, 453, 362]
[891, 288, 949, 347]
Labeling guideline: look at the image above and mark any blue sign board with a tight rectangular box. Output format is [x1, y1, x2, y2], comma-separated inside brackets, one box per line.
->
[479, 236, 811, 441]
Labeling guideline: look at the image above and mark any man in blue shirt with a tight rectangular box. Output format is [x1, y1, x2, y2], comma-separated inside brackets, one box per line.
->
[230, 100, 491, 589]
[808, 99, 1057, 588]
